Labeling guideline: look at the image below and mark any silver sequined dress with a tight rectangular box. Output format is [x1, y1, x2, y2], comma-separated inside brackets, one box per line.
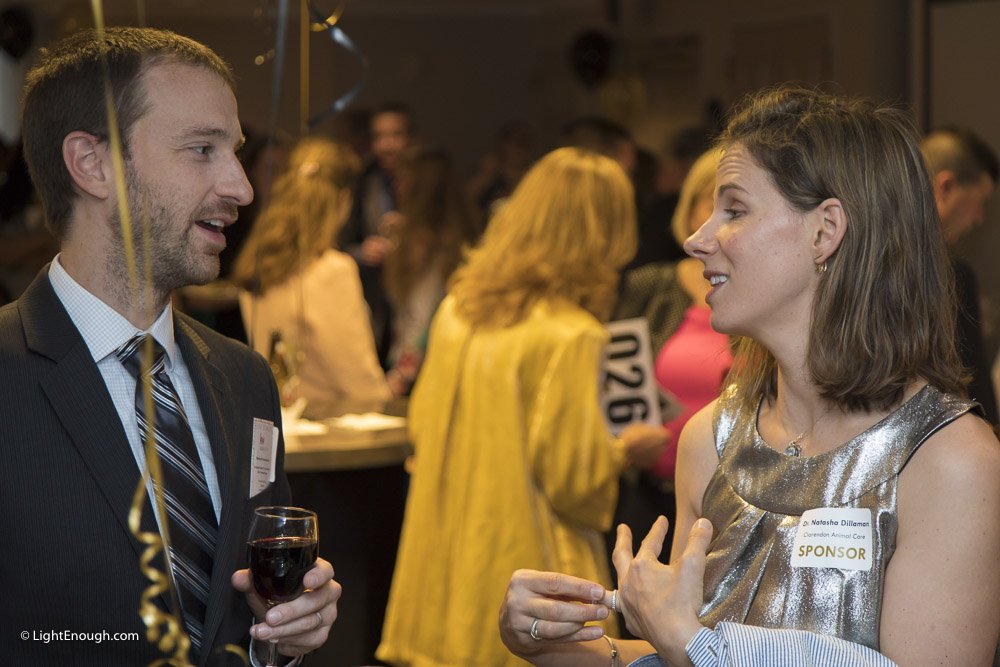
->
[699, 383, 975, 650]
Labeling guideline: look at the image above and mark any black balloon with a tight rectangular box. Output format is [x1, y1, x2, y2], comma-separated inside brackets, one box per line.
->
[570, 29, 614, 88]
[0, 6, 33, 60]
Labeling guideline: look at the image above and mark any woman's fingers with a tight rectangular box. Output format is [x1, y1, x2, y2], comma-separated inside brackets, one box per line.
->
[500, 569, 611, 653]
[525, 617, 605, 643]
[637, 515, 670, 559]
[681, 518, 713, 560]
[611, 523, 635, 580]
[511, 569, 606, 603]
[505, 569, 609, 628]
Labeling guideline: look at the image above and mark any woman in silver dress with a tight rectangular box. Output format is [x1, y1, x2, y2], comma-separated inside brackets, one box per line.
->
[499, 86, 1000, 666]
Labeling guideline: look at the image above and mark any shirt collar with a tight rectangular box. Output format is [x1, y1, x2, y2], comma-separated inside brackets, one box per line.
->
[48, 254, 178, 368]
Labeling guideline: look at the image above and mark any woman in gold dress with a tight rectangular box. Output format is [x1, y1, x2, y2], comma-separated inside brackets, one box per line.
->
[377, 147, 667, 667]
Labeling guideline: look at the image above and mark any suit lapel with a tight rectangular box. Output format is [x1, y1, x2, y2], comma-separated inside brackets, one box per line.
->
[174, 318, 244, 664]
[21, 270, 165, 590]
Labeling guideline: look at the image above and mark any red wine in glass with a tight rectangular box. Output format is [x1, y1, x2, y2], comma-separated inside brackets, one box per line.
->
[248, 506, 318, 667]
[248, 536, 318, 604]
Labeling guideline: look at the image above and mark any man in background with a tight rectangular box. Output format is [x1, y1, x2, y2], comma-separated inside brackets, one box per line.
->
[921, 125, 999, 425]
[338, 102, 416, 366]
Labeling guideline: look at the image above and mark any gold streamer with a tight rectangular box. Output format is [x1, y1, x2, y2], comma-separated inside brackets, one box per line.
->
[309, 1, 347, 31]
[300, 0, 310, 136]
[90, 0, 137, 291]
[88, 4, 249, 665]
[303, 0, 364, 129]
[90, 1, 186, 659]
[300, 2, 348, 129]
[300, 1, 346, 130]
[299, 1, 352, 132]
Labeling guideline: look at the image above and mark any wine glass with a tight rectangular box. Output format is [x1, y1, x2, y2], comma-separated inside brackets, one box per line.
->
[248, 506, 319, 667]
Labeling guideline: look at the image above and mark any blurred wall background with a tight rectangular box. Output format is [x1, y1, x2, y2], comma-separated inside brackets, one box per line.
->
[4, 0, 1000, 365]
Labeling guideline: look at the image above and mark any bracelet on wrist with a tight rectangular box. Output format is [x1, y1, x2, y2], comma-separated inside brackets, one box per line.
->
[602, 634, 621, 667]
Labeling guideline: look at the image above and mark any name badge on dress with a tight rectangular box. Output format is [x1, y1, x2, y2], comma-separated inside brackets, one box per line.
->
[791, 507, 874, 571]
[249, 417, 279, 497]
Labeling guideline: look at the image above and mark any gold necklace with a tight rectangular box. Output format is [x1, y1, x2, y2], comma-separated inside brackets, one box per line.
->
[784, 432, 807, 457]
[782, 405, 833, 457]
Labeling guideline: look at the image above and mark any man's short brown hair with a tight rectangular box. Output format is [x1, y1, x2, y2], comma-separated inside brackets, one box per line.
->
[22, 26, 235, 238]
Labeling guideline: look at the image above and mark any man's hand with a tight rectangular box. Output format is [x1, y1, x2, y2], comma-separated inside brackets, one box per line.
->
[359, 235, 394, 266]
[231, 557, 341, 658]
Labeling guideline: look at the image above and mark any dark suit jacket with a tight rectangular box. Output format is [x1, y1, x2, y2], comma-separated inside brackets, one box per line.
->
[953, 258, 999, 427]
[336, 161, 395, 367]
[0, 269, 292, 666]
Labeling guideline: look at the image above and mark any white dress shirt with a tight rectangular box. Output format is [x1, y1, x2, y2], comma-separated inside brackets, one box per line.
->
[48, 255, 222, 521]
[627, 623, 897, 667]
[49, 257, 304, 666]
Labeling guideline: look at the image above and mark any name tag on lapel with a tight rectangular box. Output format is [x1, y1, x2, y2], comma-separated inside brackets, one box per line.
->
[249, 417, 279, 497]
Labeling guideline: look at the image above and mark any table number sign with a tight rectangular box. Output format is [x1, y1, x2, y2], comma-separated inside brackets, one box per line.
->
[601, 318, 662, 435]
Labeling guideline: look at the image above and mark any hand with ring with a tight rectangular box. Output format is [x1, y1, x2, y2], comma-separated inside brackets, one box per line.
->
[499, 569, 611, 657]
[529, 618, 543, 641]
[612, 516, 712, 665]
[231, 556, 342, 658]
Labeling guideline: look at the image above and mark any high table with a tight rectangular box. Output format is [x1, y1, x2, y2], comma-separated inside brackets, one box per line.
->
[283, 406, 411, 667]
[284, 419, 411, 473]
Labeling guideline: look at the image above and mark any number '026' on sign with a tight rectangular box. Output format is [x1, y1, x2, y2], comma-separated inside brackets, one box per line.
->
[601, 318, 662, 435]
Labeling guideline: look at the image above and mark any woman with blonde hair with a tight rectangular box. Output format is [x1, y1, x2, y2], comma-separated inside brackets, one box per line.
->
[232, 136, 390, 407]
[377, 147, 667, 667]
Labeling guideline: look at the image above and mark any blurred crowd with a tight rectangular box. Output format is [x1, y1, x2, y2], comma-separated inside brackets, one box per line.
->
[3, 91, 999, 664]
[0, 101, 728, 399]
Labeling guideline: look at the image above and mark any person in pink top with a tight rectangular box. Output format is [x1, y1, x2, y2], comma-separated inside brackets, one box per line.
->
[612, 148, 731, 554]
[652, 305, 731, 480]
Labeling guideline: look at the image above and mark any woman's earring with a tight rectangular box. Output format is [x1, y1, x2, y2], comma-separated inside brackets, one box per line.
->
[816, 261, 828, 274]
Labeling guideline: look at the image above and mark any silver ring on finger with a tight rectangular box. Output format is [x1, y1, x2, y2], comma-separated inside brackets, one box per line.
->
[529, 618, 542, 641]
[610, 589, 618, 613]
[315, 611, 323, 629]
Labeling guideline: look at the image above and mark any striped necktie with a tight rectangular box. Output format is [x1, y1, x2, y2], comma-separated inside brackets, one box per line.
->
[117, 334, 218, 658]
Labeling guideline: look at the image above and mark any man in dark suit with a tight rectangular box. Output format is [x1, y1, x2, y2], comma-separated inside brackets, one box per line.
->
[921, 126, 999, 426]
[337, 102, 415, 366]
[1, 27, 340, 665]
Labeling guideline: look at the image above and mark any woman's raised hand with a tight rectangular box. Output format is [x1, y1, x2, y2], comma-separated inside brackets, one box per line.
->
[612, 516, 713, 665]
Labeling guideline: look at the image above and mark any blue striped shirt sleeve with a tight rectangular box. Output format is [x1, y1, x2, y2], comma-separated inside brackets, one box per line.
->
[626, 623, 897, 667]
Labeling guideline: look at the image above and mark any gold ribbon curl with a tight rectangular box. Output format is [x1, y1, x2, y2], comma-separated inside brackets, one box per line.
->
[300, 2, 347, 133]
[90, 1, 190, 660]
[309, 1, 346, 31]
[90, 1, 248, 664]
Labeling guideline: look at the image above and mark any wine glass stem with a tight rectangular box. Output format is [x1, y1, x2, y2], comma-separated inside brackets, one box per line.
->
[266, 638, 278, 667]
